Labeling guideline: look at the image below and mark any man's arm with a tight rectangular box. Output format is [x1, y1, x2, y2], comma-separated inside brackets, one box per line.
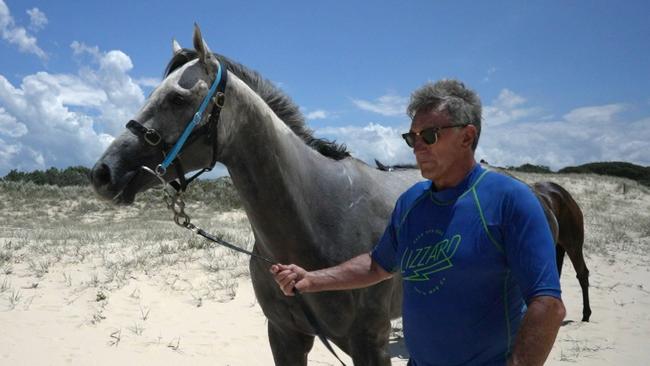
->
[270, 252, 393, 296]
[508, 295, 566, 366]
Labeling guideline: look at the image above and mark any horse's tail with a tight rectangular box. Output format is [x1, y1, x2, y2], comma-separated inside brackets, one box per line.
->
[546, 182, 591, 321]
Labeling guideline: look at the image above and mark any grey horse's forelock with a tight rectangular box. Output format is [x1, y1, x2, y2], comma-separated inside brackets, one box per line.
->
[164, 49, 350, 160]
[406, 79, 482, 150]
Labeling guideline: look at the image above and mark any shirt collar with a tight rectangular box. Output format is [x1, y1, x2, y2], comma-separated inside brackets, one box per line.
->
[430, 163, 484, 204]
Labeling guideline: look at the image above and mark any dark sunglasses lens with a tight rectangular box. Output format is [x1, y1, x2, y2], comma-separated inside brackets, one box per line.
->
[421, 128, 437, 144]
[402, 133, 415, 147]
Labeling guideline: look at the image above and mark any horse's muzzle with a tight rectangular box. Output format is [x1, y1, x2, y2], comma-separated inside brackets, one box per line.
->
[90, 162, 139, 204]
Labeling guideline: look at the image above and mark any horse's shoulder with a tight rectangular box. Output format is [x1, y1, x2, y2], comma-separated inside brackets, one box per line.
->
[396, 180, 431, 207]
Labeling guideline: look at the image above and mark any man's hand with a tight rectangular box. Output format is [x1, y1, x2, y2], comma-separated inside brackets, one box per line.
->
[269, 254, 392, 296]
[270, 264, 309, 296]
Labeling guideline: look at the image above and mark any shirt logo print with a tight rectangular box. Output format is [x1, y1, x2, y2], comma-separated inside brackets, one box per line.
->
[401, 234, 462, 281]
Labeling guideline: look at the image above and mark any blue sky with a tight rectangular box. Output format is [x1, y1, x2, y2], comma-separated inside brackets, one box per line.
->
[1, 0, 649, 177]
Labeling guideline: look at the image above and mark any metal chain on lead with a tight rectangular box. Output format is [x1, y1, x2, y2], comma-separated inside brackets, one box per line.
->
[141, 166, 195, 230]
[165, 191, 193, 228]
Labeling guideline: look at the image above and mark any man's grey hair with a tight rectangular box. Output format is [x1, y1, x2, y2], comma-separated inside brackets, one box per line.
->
[407, 79, 482, 150]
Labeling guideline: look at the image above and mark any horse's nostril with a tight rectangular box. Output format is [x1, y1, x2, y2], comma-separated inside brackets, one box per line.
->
[92, 163, 112, 186]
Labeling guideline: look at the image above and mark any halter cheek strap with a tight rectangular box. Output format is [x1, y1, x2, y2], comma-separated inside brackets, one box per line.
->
[126, 57, 228, 191]
[157, 60, 226, 175]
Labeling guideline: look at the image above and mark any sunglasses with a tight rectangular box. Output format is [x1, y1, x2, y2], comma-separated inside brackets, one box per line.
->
[401, 124, 468, 148]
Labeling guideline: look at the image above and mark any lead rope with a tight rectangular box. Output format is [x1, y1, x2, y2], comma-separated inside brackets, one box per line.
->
[141, 166, 347, 366]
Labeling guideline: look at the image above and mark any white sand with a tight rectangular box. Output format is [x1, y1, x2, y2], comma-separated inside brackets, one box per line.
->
[1, 173, 650, 365]
[0, 264, 366, 365]
[2, 251, 649, 365]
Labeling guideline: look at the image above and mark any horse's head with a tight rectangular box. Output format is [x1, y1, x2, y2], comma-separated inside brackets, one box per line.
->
[91, 25, 226, 204]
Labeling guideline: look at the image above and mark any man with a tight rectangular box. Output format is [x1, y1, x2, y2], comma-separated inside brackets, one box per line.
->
[271, 79, 565, 365]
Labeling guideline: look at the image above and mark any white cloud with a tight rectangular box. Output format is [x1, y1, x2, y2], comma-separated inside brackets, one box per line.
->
[317, 122, 414, 165]
[352, 93, 408, 116]
[0, 0, 47, 60]
[71, 40, 101, 59]
[329, 88, 650, 170]
[0, 137, 46, 173]
[25, 72, 107, 107]
[483, 89, 540, 126]
[100, 50, 134, 73]
[0, 42, 149, 175]
[0, 107, 27, 137]
[563, 103, 626, 124]
[135, 77, 160, 88]
[26, 7, 47, 31]
[477, 104, 650, 170]
[0, 138, 22, 169]
[332, 88, 649, 170]
[306, 109, 328, 120]
[0, 73, 115, 173]
[70, 42, 145, 134]
[494, 89, 525, 109]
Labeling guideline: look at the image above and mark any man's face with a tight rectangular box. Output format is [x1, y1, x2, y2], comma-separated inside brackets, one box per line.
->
[409, 109, 464, 182]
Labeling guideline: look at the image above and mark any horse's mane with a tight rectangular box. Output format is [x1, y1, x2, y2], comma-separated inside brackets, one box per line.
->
[164, 49, 350, 160]
[374, 159, 418, 172]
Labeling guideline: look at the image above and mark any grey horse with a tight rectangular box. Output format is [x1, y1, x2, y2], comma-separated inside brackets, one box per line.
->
[91, 25, 420, 365]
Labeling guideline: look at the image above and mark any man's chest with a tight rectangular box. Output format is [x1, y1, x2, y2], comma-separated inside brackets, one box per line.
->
[396, 197, 506, 293]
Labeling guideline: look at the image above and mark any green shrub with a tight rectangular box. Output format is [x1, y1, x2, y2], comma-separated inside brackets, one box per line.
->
[559, 162, 650, 187]
[507, 163, 553, 174]
[2, 166, 91, 186]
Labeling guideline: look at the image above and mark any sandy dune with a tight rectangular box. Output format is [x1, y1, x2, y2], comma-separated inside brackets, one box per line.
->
[1, 173, 649, 365]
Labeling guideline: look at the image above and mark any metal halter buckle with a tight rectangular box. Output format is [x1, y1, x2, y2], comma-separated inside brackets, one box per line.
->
[144, 128, 162, 146]
[155, 164, 167, 176]
[214, 92, 226, 108]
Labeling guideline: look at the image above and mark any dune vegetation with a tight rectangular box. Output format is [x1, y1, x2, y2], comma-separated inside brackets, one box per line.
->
[1, 170, 649, 365]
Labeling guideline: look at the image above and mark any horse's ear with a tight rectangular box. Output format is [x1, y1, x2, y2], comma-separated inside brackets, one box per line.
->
[172, 38, 182, 55]
[192, 23, 213, 65]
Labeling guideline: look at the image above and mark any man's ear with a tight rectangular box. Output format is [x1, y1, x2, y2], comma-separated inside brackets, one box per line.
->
[461, 125, 477, 149]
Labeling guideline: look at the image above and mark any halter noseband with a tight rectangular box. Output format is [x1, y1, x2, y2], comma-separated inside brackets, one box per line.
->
[126, 57, 228, 191]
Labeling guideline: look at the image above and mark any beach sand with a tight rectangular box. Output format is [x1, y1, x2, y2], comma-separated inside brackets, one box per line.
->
[1, 173, 649, 365]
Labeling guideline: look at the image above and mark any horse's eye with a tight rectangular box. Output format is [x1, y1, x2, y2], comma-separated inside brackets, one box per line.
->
[171, 94, 186, 106]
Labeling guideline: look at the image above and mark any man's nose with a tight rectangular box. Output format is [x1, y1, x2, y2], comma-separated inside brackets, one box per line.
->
[412, 136, 429, 152]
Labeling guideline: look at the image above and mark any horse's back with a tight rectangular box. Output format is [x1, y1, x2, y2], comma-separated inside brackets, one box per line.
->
[532, 181, 584, 246]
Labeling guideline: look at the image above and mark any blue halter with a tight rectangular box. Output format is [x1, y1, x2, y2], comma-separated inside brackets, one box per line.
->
[155, 60, 225, 176]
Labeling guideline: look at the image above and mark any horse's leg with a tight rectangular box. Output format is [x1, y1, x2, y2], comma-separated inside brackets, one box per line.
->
[555, 244, 566, 277]
[267, 321, 315, 366]
[347, 318, 392, 366]
[564, 245, 592, 322]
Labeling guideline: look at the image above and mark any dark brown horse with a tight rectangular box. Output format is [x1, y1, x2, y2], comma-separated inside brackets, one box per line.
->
[533, 181, 592, 322]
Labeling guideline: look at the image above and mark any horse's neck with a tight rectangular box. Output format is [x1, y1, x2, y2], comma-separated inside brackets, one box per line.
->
[219, 76, 341, 257]
[220, 75, 323, 196]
